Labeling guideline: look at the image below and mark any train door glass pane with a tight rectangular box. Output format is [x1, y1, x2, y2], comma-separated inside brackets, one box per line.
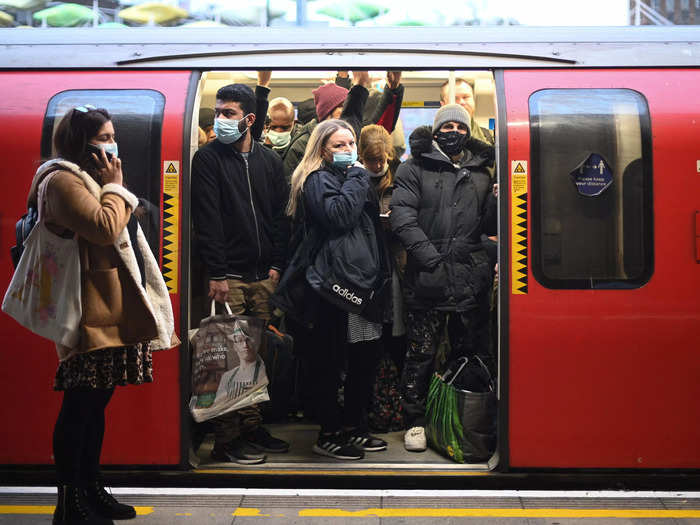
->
[41, 90, 165, 257]
[529, 89, 653, 289]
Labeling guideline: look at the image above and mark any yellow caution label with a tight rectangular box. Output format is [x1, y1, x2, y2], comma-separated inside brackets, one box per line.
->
[162, 161, 180, 294]
[511, 160, 528, 295]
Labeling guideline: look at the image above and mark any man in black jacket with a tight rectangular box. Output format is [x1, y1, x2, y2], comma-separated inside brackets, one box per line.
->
[390, 104, 496, 453]
[192, 83, 290, 465]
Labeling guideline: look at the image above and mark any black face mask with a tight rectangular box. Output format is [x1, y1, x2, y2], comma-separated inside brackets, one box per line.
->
[435, 130, 468, 156]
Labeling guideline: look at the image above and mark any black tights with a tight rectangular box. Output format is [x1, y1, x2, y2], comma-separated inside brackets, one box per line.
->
[53, 388, 114, 486]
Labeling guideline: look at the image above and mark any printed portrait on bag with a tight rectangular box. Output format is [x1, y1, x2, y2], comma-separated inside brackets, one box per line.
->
[191, 315, 265, 409]
[215, 319, 264, 401]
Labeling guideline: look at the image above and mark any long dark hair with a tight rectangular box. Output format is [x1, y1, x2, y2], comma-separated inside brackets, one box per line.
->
[53, 106, 112, 177]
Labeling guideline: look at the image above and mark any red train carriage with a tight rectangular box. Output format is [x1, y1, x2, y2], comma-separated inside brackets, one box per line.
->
[0, 26, 698, 476]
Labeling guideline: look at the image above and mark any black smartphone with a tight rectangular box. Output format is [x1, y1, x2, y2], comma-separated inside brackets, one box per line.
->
[86, 143, 113, 162]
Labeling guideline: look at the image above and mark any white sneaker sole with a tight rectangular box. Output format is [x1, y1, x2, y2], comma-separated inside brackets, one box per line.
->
[362, 444, 388, 452]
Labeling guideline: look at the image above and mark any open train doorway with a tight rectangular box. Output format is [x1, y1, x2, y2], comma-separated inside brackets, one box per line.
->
[185, 69, 500, 473]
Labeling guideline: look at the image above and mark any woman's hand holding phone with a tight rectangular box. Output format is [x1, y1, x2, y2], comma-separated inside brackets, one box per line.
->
[90, 145, 123, 186]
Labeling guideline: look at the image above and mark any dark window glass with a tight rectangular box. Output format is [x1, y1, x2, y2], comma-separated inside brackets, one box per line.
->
[529, 88, 653, 289]
[42, 90, 165, 257]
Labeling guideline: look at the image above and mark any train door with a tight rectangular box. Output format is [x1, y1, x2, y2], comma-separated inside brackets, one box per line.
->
[0, 71, 195, 466]
[187, 70, 501, 471]
[501, 69, 700, 469]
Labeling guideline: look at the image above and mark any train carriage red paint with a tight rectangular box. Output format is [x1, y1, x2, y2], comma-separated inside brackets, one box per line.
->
[0, 27, 698, 475]
[504, 69, 700, 468]
[0, 71, 190, 465]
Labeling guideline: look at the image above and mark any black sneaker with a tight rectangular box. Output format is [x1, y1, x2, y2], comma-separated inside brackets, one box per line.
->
[312, 432, 364, 460]
[346, 432, 388, 452]
[211, 439, 266, 465]
[244, 427, 290, 453]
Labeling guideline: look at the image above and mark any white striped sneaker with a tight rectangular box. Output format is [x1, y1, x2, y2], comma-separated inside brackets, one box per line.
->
[346, 432, 388, 452]
[312, 432, 364, 460]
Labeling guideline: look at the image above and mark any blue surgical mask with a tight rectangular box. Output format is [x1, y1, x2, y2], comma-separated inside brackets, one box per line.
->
[332, 149, 357, 168]
[92, 142, 118, 158]
[214, 116, 249, 145]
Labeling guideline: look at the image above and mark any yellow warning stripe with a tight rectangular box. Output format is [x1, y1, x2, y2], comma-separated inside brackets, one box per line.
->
[0, 506, 153, 515]
[5, 505, 698, 519]
[234, 508, 700, 518]
[511, 161, 528, 295]
[162, 170, 179, 294]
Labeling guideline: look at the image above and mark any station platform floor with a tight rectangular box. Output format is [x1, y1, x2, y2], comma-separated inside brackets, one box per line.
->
[1, 488, 699, 524]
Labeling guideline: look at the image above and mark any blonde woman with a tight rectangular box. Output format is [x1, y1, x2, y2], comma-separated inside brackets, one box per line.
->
[274, 119, 391, 460]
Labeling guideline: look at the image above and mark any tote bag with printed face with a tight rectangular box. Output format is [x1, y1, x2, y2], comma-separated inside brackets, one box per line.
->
[2, 175, 82, 348]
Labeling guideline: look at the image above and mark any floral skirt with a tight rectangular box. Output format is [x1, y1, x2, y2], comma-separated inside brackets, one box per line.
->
[54, 342, 153, 391]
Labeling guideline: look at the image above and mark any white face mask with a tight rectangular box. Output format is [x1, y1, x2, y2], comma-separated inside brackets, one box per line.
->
[267, 129, 291, 149]
[369, 162, 389, 178]
[91, 142, 119, 158]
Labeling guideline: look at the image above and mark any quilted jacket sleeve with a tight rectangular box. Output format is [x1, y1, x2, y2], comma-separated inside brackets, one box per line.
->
[303, 166, 369, 233]
[389, 161, 442, 271]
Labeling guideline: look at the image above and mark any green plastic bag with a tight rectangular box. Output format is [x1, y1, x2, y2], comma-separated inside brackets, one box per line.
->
[426, 356, 497, 463]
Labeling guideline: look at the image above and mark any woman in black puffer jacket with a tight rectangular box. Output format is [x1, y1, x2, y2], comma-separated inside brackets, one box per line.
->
[389, 104, 496, 452]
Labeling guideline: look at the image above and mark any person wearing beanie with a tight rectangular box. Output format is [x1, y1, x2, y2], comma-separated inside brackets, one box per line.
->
[312, 82, 349, 122]
[432, 103, 471, 136]
[282, 71, 404, 181]
[389, 101, 497, 454]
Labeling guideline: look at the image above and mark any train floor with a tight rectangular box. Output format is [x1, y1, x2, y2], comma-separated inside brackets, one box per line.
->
[193, 423, 472, 470]
[1, 488, 698, 524]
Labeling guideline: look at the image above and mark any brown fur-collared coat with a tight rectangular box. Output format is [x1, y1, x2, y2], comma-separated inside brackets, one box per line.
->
[28, 159, 177, 360]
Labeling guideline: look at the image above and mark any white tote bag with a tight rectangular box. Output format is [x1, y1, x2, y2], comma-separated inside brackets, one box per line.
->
[2, 174, 82, 348]
[189, 301, 269, 423]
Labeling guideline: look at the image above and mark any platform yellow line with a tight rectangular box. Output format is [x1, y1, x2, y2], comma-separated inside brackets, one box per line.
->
[297, 508, 700, 518]
[0, 505, 154, 515]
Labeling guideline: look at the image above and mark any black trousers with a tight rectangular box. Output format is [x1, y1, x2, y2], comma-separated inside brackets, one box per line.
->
[305, 302, 380, 434]
[53, 388, 114, 486]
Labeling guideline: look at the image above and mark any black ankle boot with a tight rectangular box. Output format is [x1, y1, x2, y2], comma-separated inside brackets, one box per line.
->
[83, 481, 136, 520]
[53, 485, 114, 525]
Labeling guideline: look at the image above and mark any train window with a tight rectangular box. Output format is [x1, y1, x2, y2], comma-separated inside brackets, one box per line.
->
[41, 90, 165, 257]
[529, 89, 653, 289]
[399, 105, 440, 161]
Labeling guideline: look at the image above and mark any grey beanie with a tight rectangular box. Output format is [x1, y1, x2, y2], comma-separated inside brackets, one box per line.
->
[432, 104, 471, 134]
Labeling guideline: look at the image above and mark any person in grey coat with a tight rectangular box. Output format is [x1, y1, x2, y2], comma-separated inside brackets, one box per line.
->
[389, 104, 496, 452]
